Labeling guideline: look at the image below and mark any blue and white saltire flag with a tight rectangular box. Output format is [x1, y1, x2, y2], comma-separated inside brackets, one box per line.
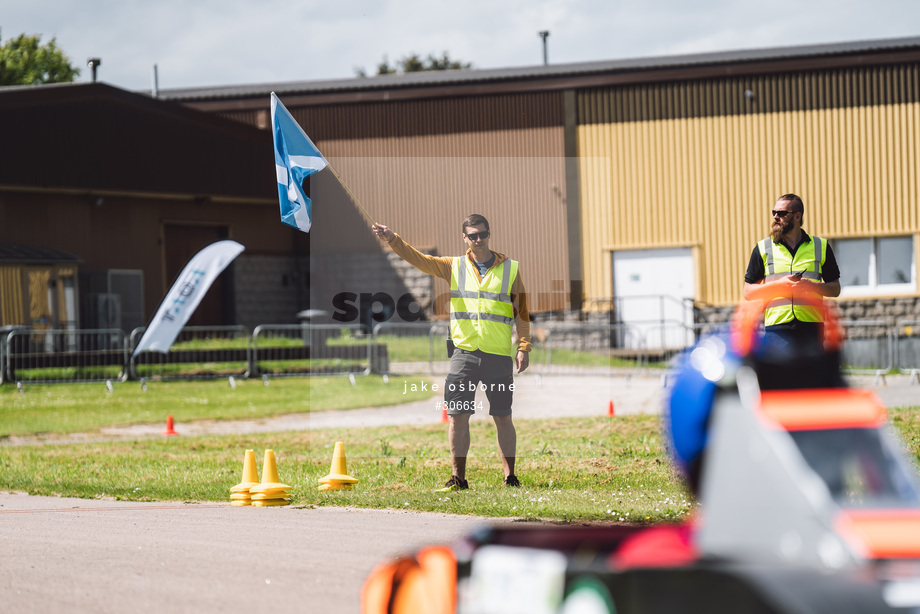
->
[271, 92, 328, 233]
[132, 240, 245, 358]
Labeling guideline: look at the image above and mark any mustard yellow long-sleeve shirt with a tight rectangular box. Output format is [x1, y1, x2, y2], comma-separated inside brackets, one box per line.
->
[386, 233, 532, 353]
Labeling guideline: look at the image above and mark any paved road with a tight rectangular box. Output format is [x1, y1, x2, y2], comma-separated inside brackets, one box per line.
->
[0, 492, 504, 614]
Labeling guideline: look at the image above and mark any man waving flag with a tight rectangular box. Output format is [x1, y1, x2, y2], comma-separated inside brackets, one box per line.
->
[271, 92, 327, 233]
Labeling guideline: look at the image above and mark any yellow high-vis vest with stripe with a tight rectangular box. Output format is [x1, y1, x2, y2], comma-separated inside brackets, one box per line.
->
[757, 235, 828, 326]
[449, 255, 518, 357]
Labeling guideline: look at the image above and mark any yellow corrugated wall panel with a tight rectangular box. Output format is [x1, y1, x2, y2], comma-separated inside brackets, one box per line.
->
[578, 65, 920, 306]
[0, 266, 24, 326]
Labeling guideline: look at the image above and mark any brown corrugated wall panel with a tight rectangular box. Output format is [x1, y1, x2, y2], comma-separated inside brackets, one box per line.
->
[293, 93, 568, 314]
[578, 64, 920, 307]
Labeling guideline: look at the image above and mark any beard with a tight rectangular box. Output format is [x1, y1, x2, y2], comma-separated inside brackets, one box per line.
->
[771, 216, 794, 241]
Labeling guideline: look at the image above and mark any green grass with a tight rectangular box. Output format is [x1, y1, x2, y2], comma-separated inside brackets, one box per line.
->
[538, 347, 664, 369]
[13, 366, 128, 381]
[326, 331, 659, 368]
[2, 375, 917, 523]
[0, 415, 692, 522]
[0, 376, 435, 438]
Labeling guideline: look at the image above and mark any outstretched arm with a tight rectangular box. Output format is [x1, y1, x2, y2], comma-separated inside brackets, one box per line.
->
[371, 223, 395, 243]
[371, 223, 453, 281]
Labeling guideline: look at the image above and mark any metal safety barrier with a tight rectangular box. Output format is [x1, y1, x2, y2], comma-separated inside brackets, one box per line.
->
[130, 325, 251, 381]
[895, 320, 920, 385]
[252, 323, 375, 378]
[537, 322, 648, 376]
[0, 332, 6, 386]
[372, 321, 450, 376]
[839, 320, 895, 380]
[4, 328, 129, 384]
[0, 316, 916, 385]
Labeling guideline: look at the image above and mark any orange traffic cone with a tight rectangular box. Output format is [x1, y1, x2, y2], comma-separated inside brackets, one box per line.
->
[440, 401, 448, 423]
[607, 401, 615, 418]
[163, 415, 178, 436]
[319, 442, 358, 491]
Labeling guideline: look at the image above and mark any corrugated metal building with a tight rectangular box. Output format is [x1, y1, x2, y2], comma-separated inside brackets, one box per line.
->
[163, 36, 920, 332]
[164, 71, 577, 318]
[0, 246, 80, 331]
[0, 83, 311, 331]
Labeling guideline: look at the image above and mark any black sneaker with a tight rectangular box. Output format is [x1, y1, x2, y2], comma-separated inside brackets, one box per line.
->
[503, 474, 521, 487]
[437, 475, 469, 492]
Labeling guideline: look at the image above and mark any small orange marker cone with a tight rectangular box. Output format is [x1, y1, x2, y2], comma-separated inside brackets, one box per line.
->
[163, 414, 178, 436]
[441, 401, 448, 423]
[607, 401, 615, 417]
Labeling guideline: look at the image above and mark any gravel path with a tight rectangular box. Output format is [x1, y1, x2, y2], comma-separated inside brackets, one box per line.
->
[1, 373, 663, 446]
[2, 372, 914, 447]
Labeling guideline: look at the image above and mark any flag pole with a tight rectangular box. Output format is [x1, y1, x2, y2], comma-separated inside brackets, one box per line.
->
[325, 162, 376, 226]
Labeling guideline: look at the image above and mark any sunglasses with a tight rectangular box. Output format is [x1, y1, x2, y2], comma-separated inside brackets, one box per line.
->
[465, 231, 490, 241]
[772, 210, 794, 218]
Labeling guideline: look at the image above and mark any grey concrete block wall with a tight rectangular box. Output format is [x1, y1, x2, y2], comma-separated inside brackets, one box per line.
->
[693, 297, 920, 330]
[310, 250, 435, 326]
[234, 248, 438, 331]
[387, 251, 436, 314]
[234, 255, 309, 329]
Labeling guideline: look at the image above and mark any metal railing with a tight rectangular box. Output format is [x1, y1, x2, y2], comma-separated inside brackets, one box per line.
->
[252, 323, 374, 378]
[0, 332, 6, 386]
[839, 320, 895, 380]
[538, 322, 648, 375]
[895, 320, 920, 385]
[130, 326, 251, 381]
[3, 317, 920, 385]
[130, 325, 251, 381]
[4, 328, 129, 384]
[371, 321, 450, 376]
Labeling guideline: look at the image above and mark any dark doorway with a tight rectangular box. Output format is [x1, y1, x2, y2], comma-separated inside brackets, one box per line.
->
[163, 224, 232, 326]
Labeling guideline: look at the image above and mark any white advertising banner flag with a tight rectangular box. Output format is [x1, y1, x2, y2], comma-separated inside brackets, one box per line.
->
[132, 240, 245, 357]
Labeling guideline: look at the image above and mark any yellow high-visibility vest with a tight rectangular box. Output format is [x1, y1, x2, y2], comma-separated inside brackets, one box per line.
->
[757, 235, 828, 325]
[449, 255, 518, 357]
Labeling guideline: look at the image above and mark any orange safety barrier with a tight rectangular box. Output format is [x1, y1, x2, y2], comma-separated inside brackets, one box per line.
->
[758, 388, 887, 431]
[361, 545, 456, 614]
[837, 509, 920, 559]
[730, 282, 843, 357]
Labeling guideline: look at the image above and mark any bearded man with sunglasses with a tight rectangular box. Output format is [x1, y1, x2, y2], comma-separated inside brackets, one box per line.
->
[743, 194, 841, 349]
[372, 214, 531, 491]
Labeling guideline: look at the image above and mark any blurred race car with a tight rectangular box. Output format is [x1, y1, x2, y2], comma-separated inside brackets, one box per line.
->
[363, 289, 920, 614]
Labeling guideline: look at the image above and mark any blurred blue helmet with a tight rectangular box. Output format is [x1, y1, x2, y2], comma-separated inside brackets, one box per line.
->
[665, 332, 740, 489]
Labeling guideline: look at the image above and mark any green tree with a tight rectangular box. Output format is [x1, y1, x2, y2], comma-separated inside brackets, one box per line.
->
[355, 52, 472, 77]
[0, 30, 81, 86]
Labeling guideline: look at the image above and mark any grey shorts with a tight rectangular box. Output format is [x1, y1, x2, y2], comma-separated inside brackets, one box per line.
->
[444, 349, 514, 416]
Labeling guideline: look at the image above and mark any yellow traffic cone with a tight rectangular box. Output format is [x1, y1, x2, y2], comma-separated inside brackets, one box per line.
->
[229, 449, 261, 506]
[319, 441, 359, 491]
[230, 449, 260, 492]
[250, 449, 292, 506]
[252, 499, 291, 507]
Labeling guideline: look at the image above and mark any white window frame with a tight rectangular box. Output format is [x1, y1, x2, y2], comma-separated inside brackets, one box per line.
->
[834, 235, 917, 298]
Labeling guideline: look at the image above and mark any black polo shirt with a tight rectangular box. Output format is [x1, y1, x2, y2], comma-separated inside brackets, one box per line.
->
[745, 231, 841, 285]
[744, 231, 841, 333]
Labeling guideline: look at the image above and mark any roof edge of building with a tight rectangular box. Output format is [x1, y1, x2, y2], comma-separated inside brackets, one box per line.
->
[153, 35, 920, 103]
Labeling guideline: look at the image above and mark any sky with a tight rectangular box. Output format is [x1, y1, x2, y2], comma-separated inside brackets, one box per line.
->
[3, 0, 920, 93]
